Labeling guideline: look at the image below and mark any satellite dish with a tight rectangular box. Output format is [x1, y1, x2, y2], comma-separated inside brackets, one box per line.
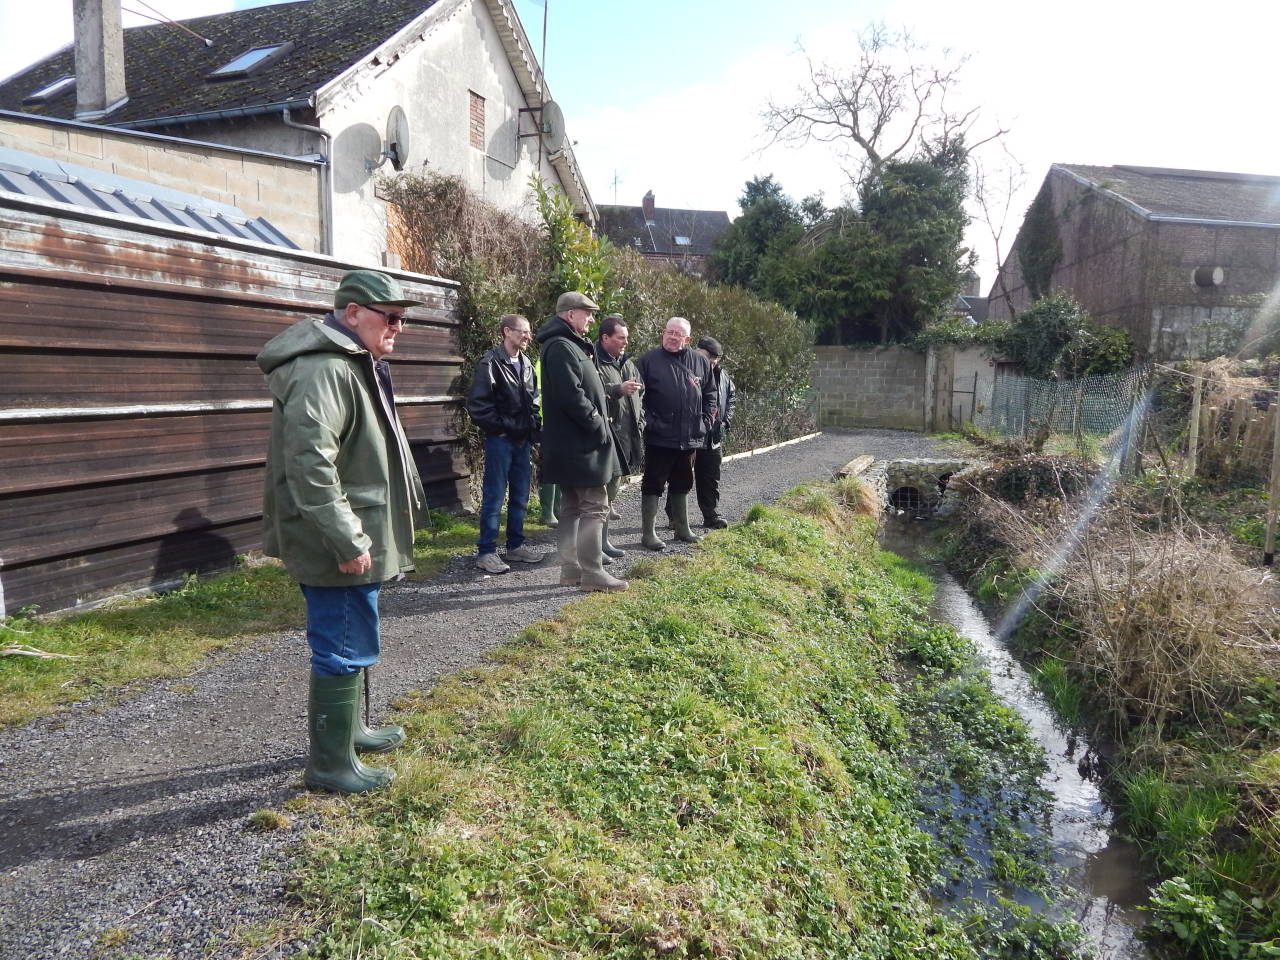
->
[540, 100, 566, 152]
[384, 106, 411, 171]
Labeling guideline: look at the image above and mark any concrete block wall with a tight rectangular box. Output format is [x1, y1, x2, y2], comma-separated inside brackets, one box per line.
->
[0, 113, 323, 252]
[813, 344, 927, 431]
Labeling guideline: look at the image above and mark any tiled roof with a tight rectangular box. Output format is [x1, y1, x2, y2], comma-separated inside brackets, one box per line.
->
[0, 0, 437, 126]
[1058, 164, 1280, 225]
[596, 203, 731, 258]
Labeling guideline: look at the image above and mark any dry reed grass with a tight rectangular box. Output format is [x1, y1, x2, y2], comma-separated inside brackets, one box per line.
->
[952, 458, 1280, 740]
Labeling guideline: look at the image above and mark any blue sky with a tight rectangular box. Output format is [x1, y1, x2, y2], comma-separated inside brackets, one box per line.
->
[3, 0, 1279, 282]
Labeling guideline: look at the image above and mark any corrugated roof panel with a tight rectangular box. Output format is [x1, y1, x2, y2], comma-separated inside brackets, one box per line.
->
[0, 145, 298, 248]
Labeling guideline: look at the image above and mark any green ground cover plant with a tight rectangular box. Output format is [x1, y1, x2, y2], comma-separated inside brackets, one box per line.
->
[292, 483, 1083, 959]
[0, 512, 492, 727]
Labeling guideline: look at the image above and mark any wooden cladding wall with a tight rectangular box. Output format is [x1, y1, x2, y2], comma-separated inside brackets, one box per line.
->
[0, 199, 466, 617]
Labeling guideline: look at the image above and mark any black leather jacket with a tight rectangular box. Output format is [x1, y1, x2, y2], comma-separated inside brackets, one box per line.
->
[707, 365, 737, 449]
[633, 346, 716, 451]
[464, 346, 540, 444]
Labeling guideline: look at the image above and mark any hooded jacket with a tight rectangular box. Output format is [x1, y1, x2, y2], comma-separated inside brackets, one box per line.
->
[533, 314, 620, 487]
[257, 315, 424, 587]
[633, 345, 717, 451]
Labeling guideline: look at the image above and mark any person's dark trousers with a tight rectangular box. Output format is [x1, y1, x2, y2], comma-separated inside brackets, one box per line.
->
[694, 446, 723, 522]
[640, 443, 695, 496]
[477, 433, 532, 555]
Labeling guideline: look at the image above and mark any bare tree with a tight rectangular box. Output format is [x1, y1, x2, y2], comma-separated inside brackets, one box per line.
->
[971, 145, 1026, 318]
[764, 24, 1006, 189]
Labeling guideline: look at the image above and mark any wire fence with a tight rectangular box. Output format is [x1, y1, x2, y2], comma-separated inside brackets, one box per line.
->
[976, 365, 1153, 461]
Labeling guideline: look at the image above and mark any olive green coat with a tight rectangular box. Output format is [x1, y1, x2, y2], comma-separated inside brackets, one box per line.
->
[257, 316, 424, 586]
[534, 314, 620, 487]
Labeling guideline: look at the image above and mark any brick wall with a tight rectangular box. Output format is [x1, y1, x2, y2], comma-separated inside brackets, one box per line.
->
[813, 345, 927, 430]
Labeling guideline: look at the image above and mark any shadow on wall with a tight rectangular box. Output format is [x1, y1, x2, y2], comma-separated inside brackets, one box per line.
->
[151, 508, 236, 591]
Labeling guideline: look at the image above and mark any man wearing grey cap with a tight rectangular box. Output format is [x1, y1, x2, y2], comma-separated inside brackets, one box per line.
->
[533, 291, 628, 592]
[258, 269, 425, 793]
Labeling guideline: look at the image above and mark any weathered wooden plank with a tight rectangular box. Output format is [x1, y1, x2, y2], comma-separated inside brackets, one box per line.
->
[0, 281, 463, 360]
[0, 352, 458, 407]
[0, 518, 267, 615]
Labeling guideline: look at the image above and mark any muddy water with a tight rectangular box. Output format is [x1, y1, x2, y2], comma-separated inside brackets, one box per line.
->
[881, 520, 1152, 959]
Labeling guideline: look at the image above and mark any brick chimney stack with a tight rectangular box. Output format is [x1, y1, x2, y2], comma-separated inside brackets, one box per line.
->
[74, 0, 128, 120]
[642, 190, 655, 224]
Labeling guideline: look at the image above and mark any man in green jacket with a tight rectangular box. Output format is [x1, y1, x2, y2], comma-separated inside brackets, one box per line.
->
[258, 270, 426, 794]
[534, 291, 627, 592]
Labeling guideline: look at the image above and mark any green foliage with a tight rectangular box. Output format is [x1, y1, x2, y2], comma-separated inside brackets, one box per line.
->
[531, 175, 623, 315]
[612, 247, 817, 452]
[998, 292, 1134, 379]
[0, 562, 302, 727]
[712, 151, 973, 346]
[1147, 877, 1280, 959]
[706, 175, 811, 294]
[296, 487, 1081, 958]
[1016, 181, 1062, 301]
[911, 315, 1011, 349]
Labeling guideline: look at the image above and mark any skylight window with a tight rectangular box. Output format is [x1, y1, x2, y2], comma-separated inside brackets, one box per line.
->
[23, 75, 74, 104]
[673, 235, 692, 246]
[208, 42, 294, 80]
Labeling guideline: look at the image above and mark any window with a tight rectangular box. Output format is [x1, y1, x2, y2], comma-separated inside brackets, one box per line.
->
[208, 42, 294, 80]
[673, 235, 692, 246]
[23, 75, 74, 104]
[469, 91, 485, 149]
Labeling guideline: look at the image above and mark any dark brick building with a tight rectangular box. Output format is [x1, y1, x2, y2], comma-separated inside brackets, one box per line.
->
[989, 164, 1280, 359]
[596, 190, 730, 276]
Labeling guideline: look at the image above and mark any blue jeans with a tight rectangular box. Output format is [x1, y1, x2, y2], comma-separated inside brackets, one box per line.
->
[300, 583, 381, 676]
[477, 433, 532, 555]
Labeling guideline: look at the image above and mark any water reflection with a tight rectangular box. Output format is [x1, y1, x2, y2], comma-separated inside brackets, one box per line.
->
[882, 519, 1151, 959]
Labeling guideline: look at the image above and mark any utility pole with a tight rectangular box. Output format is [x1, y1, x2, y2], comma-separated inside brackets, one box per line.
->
[610, 169, 622, 204]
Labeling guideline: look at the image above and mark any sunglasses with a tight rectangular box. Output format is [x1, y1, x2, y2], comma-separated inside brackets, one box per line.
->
[363, 304, 407, 327]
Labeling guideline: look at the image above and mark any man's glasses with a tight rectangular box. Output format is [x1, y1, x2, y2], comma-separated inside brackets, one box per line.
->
[363, 305, 407, 327]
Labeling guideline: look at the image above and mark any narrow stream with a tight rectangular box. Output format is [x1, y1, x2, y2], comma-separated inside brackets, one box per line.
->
[880, 519, 1152, 959]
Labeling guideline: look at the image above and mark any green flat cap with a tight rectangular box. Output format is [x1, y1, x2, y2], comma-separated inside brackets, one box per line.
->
[555, 291, 600, 313]
[334, 270, 423, 309]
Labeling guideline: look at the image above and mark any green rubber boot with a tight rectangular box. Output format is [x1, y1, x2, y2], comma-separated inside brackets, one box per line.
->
[671, 493, 703, 544]
[601, 521, 625, 559]
[641, 494, 665, 551]
[540, 483, 560, 528]
[304, 672, 395, 794]
[354, 670, 405, 754]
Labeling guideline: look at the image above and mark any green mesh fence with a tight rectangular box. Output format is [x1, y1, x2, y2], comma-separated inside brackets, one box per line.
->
[977, 365, 1152, 456]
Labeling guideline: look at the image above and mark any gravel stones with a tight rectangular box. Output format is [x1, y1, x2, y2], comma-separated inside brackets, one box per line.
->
[0, 429, 955, 959]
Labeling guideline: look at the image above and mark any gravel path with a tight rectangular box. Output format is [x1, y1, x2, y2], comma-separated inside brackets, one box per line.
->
[0, 429, 959, 960]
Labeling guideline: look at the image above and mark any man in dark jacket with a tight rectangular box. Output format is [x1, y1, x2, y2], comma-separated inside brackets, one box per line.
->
[258, 269, 425, 794]
[595, 314, 643, 559]
[533, 291, 627, 592]
[691, 336, 736, 528]
[633, 317, 717, 550]
[465, 314, 542, 574]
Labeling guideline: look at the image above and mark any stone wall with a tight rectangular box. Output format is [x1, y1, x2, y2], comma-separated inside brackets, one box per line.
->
[990, 166, 1280, 360]
[0, 113, 323, 252]
[813, 345, 927, 430]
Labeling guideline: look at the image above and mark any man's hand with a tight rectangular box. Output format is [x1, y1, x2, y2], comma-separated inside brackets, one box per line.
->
[339, 552, 372, 575]
[619, 378, 641, 396]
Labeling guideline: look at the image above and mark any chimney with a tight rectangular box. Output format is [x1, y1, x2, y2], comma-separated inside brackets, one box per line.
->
[642, 190, 655, 224]
[74, 0, 127, 120]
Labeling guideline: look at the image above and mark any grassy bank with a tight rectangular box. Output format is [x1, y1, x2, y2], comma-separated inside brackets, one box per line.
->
[942, 458, 1280, 958]
[290, 482, 1082, 959]
[0, 510, 487, 728]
